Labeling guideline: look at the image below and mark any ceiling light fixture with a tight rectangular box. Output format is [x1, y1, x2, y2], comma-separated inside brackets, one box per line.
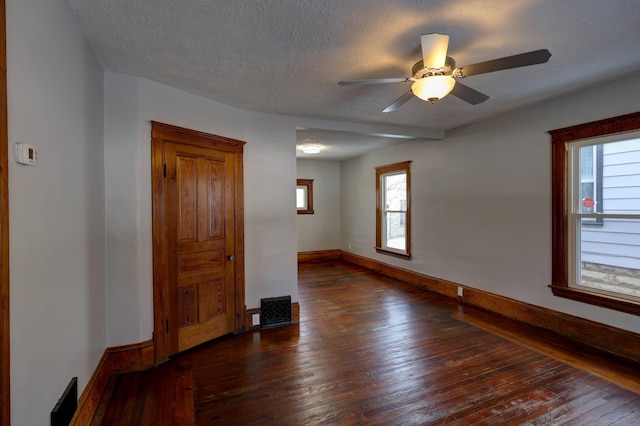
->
[302, 145, 322, 154]
[411, 75, 456, 103]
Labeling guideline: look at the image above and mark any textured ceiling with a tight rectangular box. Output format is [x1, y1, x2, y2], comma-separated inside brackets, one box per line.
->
[297, 128, 413, 162]
[64, 0, 640, 160]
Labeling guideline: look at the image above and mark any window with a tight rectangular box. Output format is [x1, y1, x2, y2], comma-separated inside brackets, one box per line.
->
[376, 161, 411, 258]
[296, 179, 314, 214]
[579, 144, 604, 225]
[550, 112, 640, 315]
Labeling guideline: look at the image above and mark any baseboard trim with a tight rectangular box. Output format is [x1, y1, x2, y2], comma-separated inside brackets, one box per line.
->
[292, 301, 300, 325]
[69, 350, 110, 426]
[108, 339, 156, 375]
[298, 249, 342, 263]
[340, 251, 640, 363]
[70, 299, 302, 423]
[70, 339, 155, 424]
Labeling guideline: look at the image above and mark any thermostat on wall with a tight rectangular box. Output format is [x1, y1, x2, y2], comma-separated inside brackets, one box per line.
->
[15, 142, 37, 165]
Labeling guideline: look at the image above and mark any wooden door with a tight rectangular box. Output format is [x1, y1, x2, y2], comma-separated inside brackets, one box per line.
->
[152, 122, 246, 361]
[165, 141, 236, 354]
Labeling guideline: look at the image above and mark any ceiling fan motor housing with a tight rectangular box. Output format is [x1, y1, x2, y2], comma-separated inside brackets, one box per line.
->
[412, 56, 456, 78]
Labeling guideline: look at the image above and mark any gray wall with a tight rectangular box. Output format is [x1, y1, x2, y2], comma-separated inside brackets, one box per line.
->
[104, 73, 300, 346]
[297, 159, 342, 252]
[340, 71, 640, 335]
[7, 0, 106, 423]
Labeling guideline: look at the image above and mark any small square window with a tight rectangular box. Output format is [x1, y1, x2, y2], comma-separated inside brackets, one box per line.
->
[296, 179, 314, 214]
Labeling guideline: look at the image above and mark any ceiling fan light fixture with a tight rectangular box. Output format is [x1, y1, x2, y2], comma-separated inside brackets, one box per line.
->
[411, 75, 456, 103]
[302, 145, 322, 154]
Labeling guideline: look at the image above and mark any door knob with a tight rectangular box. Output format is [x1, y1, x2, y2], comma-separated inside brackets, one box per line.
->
[227, 255, 235, 261]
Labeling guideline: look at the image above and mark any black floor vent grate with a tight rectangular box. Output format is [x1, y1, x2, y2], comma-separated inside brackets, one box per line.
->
[261, 296, 292, 328]
[51, 377, 77, 426]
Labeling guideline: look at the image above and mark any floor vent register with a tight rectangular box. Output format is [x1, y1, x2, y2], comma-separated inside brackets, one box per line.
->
[260, 295, 292, 328]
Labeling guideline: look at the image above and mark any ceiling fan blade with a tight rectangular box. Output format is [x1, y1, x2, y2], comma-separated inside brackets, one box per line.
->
[450, 82, 489, 105]
[457, 49, 551, 77]
[338, 78, 409, 86]
[383, 90, 414, 113]
[420, 33, 450, 69]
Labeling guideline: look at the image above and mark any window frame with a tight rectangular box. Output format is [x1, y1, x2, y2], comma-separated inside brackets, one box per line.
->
[375, 161, 411, 258]
[549, 111, 640, 316]
[296, 179, 314, 214]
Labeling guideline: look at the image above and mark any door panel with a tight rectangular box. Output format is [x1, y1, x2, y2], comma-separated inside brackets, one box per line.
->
[176, 156, 197, 242]
[165, 142, 236, 355]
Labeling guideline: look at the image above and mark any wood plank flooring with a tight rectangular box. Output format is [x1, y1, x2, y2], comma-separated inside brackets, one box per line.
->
[97, 260, 640, 425]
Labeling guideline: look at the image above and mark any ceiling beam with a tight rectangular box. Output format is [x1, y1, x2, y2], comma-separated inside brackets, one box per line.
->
[295, 118, 444, 141]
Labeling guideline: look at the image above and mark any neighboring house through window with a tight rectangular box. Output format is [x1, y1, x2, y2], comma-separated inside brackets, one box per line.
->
[550, 112, 640, 315]
[579, 144, 604, 224]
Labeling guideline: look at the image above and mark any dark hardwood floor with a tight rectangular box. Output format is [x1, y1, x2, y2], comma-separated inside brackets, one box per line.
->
[96, 260, 640, 425]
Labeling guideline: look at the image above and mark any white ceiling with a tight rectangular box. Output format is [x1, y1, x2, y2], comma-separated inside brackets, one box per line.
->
[296, 128, 414, 162]
[64, 0, 640, 160]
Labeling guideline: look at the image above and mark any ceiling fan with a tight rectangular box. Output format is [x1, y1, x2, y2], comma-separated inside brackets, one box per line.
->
[338, 33, 551, 112]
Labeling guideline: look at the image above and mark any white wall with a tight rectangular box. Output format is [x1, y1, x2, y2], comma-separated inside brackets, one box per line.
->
[297, 159, 342, 252]
[7, 2, 640, 424]
[104, 73, 300, 345]
[341, 71, 640, 334]
[102, 75, 430, 346]
[6, 0, 106, 423]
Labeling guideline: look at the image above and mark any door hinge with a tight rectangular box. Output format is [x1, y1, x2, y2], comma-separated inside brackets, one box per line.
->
[166, 319, 169, 333]
[164, 164, 167, 178]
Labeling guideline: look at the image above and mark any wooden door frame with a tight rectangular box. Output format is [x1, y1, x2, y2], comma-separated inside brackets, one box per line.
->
[1, 0, 10, 422]
[151, 121, 246, 363]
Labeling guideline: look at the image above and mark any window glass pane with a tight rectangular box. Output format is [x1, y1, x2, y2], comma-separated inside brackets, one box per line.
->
[296, 187, 307, 209]
[580, 182, 594, 200]
[384, 173, 406, 212]
[580, 146, 593, 179]
[580, 182, 595, 213]
[385, 212, 406, 250]
[577, 217, 640, 299]
[600, 138, 640, 215]
[578, 145, 597, 214]
[577, 139, 640, 215]
[383, 172, 406, 250]
[571, 137, 640, 300]
[296, 179, 314, 214]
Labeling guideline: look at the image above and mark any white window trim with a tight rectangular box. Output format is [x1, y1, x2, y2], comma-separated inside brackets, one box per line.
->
[566, 133, 640, 303]
[375, 161, 411, 258]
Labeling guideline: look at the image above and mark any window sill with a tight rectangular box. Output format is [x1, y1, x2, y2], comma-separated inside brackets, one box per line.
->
[297, 209, 314, 215]
[375, 247, 411, 259]
[550, 284, 640, 316]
